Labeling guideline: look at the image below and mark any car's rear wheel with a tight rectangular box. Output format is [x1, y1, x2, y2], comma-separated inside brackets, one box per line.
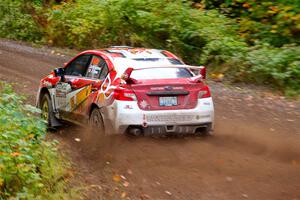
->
[40, 93, 53, 127]
[89, 108, 105, 131]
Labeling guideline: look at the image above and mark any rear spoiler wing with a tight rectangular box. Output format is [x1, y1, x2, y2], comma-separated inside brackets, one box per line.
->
[121, 65, 206, 82]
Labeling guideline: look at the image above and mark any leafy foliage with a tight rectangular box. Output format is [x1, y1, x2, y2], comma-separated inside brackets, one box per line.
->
[47, 0, 237, 64]
[201, 42, 300, 96]
[246, 44, 300, 96]
[0, 0, 42, 42]
[198, 0, 300, 46]
[0, 0, 299, 95]
[0, 82, 72, 199]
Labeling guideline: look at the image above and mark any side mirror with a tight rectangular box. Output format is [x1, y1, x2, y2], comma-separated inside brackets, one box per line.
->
[199, 66, 206, 79]
[54, 67, 65, 77]
[54, 68, 65, 82]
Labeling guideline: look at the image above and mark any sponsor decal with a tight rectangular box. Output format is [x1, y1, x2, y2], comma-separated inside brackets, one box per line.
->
[55, 83, 92, 112]
[124, 105, 133, 109]
[164, 86, 173, 91]
[150, 86, 184, 90]
[139, 100, 148, 109]
[75, 85, 92, 106]
[56, 82, 72, 92]
[142, 114, 147, 127]
[56, 82, 71, 97]
[146, 114, 194, 122]
[70, 96, 75, 110]
[43, 80, 52, 88]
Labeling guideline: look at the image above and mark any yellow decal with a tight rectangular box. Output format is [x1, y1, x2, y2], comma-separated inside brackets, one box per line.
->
[70, 96, 75, 110]
[97, 93, 105, 103]
[76, 85, 92, 106]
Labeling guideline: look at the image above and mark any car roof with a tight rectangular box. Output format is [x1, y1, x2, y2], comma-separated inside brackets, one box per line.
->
[96, 47, 182, 71]
[100, 47, 175, 59]
[82, 47, 185, 76]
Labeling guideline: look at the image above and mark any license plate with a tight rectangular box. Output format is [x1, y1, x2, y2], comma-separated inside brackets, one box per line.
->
[159, 96, 177, 107]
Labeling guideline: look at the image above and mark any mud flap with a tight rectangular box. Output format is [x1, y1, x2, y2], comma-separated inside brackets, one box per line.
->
[50, 112, 63, 127]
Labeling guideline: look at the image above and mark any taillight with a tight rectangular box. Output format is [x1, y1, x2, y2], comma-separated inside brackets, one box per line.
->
[113, 87, 137, 101]
[198, 85, 211, 99]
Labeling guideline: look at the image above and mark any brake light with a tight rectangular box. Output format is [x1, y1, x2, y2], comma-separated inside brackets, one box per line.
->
[198, 85, 211, 98]
[113, 87, 137, 101]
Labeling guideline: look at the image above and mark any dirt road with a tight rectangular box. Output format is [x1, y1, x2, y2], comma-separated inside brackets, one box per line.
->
[1, 39, 300, 200]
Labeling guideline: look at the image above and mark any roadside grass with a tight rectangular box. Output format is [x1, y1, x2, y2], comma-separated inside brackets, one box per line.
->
[0, 82, 77, 199]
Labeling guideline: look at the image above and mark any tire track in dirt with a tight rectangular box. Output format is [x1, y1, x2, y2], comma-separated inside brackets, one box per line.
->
[1, 39, 300, 200]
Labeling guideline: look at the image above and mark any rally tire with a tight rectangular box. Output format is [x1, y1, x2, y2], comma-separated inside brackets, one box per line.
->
[40, 93, 54, 127]
[89, 108, 105, 132]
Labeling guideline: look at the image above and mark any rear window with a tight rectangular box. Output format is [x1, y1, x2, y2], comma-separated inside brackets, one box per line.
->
[130, 68, 193, 80]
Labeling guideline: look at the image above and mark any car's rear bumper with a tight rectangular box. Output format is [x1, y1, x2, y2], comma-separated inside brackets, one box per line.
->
[140, 123, 213, 135]
[104, 97, 214, 134]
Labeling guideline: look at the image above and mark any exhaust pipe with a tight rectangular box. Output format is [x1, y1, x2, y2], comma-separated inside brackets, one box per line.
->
[128, 128, 142, 136]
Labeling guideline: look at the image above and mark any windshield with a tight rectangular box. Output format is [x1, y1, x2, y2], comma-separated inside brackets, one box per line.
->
[130, 68, 193, 80]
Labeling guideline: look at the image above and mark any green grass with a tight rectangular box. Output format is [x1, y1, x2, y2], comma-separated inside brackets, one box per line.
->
[0, 82, 76, 199]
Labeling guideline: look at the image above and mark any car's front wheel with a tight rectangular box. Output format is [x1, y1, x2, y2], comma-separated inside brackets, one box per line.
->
[40, 93, 54, 127]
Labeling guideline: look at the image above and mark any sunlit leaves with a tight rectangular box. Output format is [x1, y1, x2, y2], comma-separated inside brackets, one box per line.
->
[200, 0, 300, 46]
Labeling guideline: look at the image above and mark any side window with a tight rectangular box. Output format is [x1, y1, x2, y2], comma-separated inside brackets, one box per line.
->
[99, 65, 109, 80]
[85, 55, 109, 80]
[65, 54, 91, 76]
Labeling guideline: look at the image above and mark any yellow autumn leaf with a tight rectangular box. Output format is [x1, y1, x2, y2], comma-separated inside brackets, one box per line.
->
[210, 73, 217, 78]
[291, 14, 300, 21]
[11, 152, 21, 157]
[0, 178, 3, 187]
[270, 6, 279, 12]
[242, 3, 251, 9]
[121, 192, 127, 198]
[113, 174, 121, 183]
[267, 10, 277, 15]
[217, 73, 224, 79]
